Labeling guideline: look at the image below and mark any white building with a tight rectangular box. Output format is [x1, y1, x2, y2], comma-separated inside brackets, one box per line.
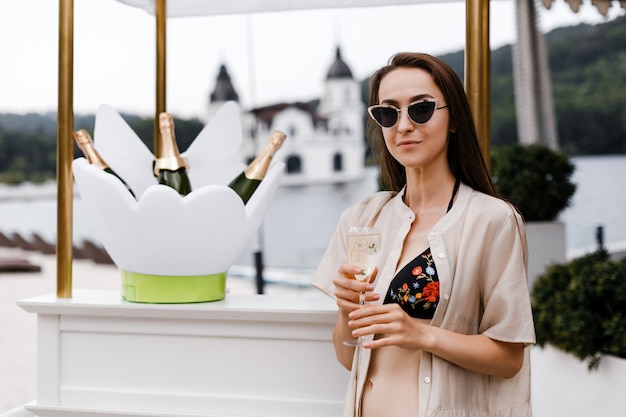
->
[207, 47, 366, 186]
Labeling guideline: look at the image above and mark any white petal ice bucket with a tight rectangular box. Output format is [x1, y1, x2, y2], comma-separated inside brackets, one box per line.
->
[72, 102, 285, 303]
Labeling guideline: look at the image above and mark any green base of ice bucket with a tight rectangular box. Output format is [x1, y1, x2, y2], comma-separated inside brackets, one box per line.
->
[121, 270, 227, 303]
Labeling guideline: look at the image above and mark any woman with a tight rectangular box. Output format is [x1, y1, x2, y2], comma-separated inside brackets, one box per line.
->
[311, 52, 535, 417]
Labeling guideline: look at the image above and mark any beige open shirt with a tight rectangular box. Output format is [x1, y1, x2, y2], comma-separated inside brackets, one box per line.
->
[311, 183, 536, 417]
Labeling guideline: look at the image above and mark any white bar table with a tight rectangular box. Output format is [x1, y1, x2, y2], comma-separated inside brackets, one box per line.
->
[18, 290, 347, 417]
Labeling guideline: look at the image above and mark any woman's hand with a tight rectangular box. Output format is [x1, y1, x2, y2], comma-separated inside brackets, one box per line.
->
[347, 303, 525, 378]
[347, 303, 430, 350]
[332, 263, 379, 313]
[331, 263, 379, 370]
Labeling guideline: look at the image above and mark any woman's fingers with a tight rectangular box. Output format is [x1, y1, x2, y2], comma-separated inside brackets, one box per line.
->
[334, 285, 360, 305]
[334, 264, 374, 291]
[348, 305, 404, 332]
[333, 263, 380, 311]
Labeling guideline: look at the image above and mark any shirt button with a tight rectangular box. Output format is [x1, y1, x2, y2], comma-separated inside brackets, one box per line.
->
[424, 377, 431, 384]
[428, 233, 436, 239]
[444, 294, 450, 301]
[438, 253, 445, 259]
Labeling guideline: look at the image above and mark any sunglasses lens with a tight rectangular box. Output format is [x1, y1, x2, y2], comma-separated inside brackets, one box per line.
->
[371, 107, 398, 128]
[370, 101, 439, 127]
[408, 101, 437, 124]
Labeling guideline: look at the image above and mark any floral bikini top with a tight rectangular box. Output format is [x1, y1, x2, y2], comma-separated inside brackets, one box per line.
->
[383, 179, 459, 320]
[383, 248, 441, 319]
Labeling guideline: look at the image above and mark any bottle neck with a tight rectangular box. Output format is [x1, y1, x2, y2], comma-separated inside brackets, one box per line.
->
[82, 144, 109, 170]
[155, 116, 188, 175]
[75, 131, 109, 170]
[244, 131, 285, 180]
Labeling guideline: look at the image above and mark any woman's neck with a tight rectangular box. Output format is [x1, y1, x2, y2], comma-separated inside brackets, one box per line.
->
[403, 169, 456, 215]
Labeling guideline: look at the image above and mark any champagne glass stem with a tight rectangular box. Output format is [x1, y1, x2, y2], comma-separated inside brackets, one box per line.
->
[357, 290, 366, 345]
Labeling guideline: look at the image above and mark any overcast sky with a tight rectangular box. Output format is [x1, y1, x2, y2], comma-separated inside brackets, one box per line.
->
[0, 0, 623, 119]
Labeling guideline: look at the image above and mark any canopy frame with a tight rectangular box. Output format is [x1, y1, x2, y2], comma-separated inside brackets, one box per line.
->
[55, 0, 490, 297]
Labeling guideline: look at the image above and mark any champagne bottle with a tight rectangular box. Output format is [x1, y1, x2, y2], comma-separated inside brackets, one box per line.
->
[74, 129, 136, 198]
[228, 130, 286, 204]
[154, 112, 192, 196]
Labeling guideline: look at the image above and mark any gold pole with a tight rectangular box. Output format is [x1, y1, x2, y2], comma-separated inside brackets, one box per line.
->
[465, 0, 491, 171]
[155, 0, 166, 156]
[57, 0, 74, 298]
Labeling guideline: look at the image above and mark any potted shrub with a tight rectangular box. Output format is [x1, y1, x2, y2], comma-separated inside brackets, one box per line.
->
[532, 249, 626, 369]
[491, 144, 577, 287]
[530, 250, 626, 415]
[490, 144, 576, 222]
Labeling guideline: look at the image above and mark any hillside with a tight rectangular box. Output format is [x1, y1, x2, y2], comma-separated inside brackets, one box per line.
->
[437, 14, 626, 153]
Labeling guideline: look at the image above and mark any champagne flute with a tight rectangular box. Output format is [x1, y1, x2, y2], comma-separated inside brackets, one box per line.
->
[343, 226, 381, 347]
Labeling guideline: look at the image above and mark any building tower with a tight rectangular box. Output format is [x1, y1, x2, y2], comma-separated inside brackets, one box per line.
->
[206, 64, 239, 123]
[317, 46, 364, 140]
[206, 47, 365, 186]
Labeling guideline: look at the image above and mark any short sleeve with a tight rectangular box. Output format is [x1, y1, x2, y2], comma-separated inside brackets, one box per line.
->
[479, 208, 536, 346]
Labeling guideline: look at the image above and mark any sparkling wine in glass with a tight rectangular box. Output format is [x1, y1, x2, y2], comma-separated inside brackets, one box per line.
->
[343, 226, 381, 347]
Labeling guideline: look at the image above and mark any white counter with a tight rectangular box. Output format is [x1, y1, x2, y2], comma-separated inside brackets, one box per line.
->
[18, 290, 348, 417]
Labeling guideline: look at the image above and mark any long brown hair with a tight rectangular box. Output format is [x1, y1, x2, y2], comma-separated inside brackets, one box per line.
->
[368, 52, 496, 197]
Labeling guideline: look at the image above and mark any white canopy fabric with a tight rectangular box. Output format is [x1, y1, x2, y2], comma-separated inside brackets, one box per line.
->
[116, 0, 626, 18]
[114, 0, 454, 17]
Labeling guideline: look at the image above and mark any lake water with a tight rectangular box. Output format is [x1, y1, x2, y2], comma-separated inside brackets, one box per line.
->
[0, 155, 625, 270]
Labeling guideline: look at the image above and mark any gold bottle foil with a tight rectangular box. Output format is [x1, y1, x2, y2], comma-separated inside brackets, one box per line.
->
[154, 112, 189, 175]
[74, 129, 110, 170]
[244, 130, 286, 180]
